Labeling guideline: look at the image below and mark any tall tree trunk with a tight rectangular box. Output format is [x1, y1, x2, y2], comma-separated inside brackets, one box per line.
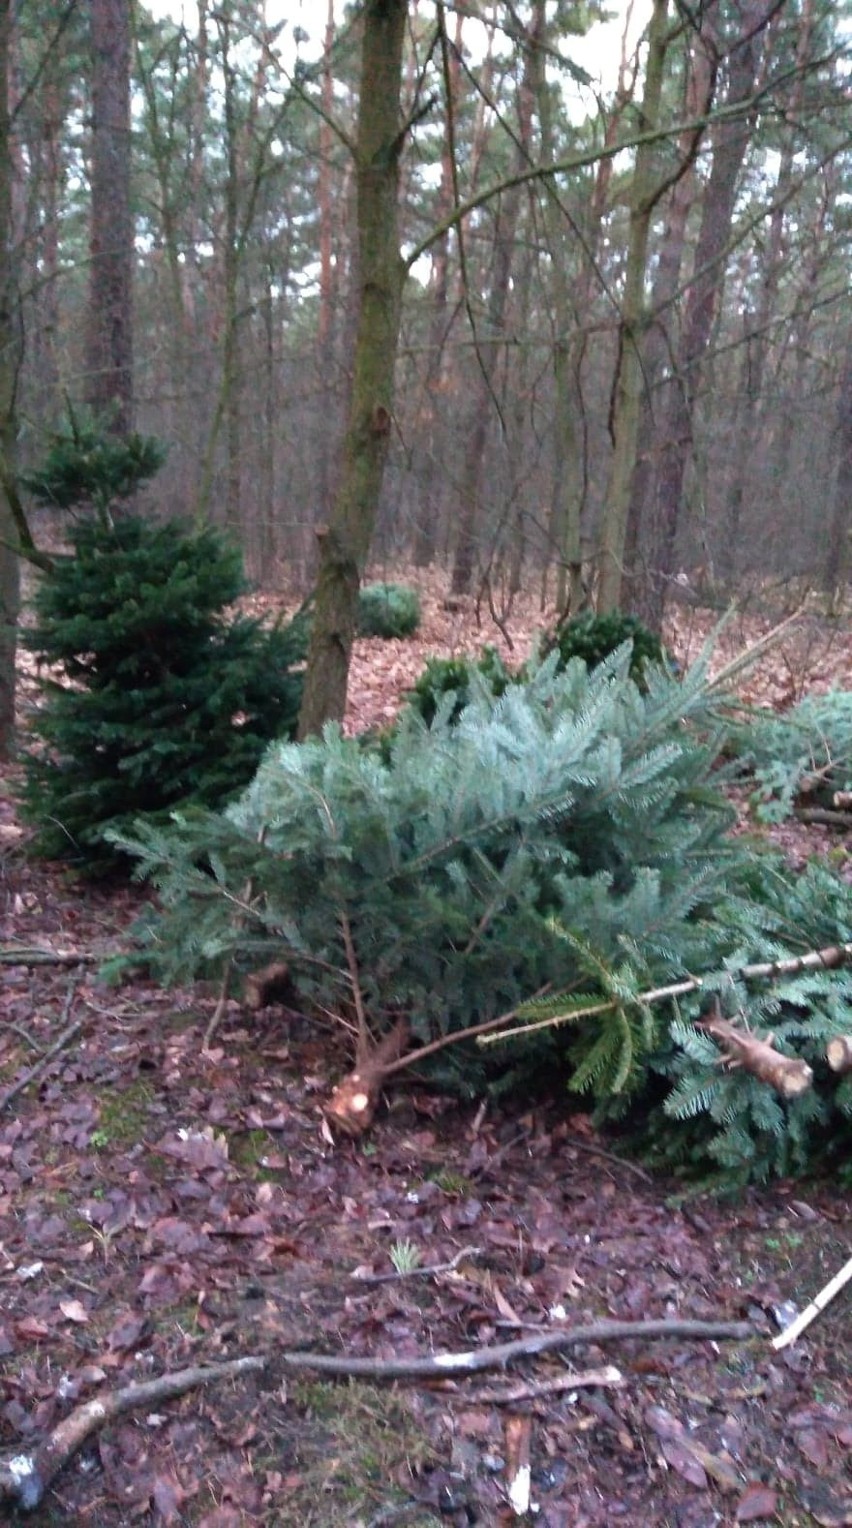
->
[719, 0, 812, 586]
[412, 5, 463, 570]
[536, 0, 635, 614]
[30, 65, 63, 415]
[643, 0, 772, 628]
[0, 0, 21, 759]
[597, 0, 671, 614]
[221, 9, 241, 532]
[623, 33, 714, 616]
[823, 337, 852, 603]
[449, 15, 537, 596]
[297, 0, 408, 738]
[86, 0, 133, 435]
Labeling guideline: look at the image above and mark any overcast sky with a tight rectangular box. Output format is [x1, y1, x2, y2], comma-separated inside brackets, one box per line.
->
[143, 0, 650, 100]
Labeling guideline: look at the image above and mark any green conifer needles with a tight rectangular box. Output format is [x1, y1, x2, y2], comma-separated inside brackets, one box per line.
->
[113, 646, 852, 1172]
[116, 646, 731, 1068]
[21, 518, 307, 868]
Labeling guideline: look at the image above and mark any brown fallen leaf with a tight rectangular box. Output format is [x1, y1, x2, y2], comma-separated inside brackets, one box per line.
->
[735, 1483, 779, 1521]
[659, 1435, 708, 1489]
[57, 1299, 88, 1324]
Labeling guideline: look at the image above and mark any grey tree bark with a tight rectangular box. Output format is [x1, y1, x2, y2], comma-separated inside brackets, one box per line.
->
[0, 0, 22, 759]
[641, 0, 774, 628]
[622, 33, 715, 615]
[86, 0, 133, 434]
[449, 12, 538, 596]
[597, 0, 671, 615]
[297, 0, 408, 738]
[823, 337, 852, 603]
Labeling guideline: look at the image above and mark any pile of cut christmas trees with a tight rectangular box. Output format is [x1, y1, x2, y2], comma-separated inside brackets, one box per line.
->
[14, 415, 852, 1185]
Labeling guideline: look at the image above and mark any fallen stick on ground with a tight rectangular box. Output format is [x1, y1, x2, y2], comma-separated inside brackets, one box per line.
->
[771, 1253, 852, 1351]
[0, 1317, 755, 1510]
[471, 1364, 623, 1405]
[0, 947, 97, 965]
[0, 976, 84, 1115]
[0, 1357, 266, 1511]
[281, 1317, 754, 1379]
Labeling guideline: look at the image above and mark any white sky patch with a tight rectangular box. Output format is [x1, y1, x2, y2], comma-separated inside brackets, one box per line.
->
[143, 0, 652, 97]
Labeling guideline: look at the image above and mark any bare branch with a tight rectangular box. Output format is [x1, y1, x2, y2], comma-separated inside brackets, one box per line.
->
[281, 1317, 754, 1380]
[0, 1358, 266, 1511]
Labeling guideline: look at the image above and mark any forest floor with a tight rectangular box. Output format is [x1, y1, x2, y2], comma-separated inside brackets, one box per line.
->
[1, 570, 851, 1527]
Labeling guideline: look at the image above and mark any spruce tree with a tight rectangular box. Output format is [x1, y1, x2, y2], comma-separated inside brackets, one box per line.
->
[20, 419, 307, 868]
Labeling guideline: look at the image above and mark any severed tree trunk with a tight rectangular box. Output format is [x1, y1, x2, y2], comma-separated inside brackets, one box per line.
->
[86, 0, 133, 435]
[297, 0, 408, 737]
[700, 1010, 813, 1097]
[826, 1036, 852, 1075]
[325, 1017, 411, 1136]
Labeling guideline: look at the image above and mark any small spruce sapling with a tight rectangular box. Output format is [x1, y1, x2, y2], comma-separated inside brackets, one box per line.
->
[20, 418, 307, 868]
[22, 404, 166, 527]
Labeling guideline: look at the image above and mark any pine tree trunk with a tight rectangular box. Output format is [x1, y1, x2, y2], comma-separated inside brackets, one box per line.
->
[597, 0, 670, 615]
[297, 0, 408, 737]
[644, 0, 772, 628]
[719, 0, 813, 587]
[538, 0, 634, 614]
[449, 22, 536, 597]
[823, 338, 852, 602]
[412, 9, 463, 570]
[623, 36, 713, 619]
[0, 0, 21, 760]
[86, 0, 133, 435]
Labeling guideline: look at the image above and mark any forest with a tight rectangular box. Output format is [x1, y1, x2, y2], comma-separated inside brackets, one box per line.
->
[0, 0, 851, 1523]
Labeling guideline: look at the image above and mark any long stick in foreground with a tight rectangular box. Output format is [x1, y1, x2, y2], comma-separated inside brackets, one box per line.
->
[281, 1317, 754, 1379]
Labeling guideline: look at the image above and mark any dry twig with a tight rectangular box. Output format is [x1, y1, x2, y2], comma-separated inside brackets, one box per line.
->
[0, 946, 95, 966]
[771, 1254, 852, 1351]
[281, 1317, 754, 1379]
[0, 976, 84, 1114]
[0, 1357, 266, 1510]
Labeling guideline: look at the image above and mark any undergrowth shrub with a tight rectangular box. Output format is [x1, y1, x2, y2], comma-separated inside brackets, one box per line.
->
[404, 646, 511, 726]
[357, 582, 421, 638]
[22, 415, 166, 516]
[21, 516, 307, 869]
[727, 691, 852, 822]
[541, 610, 670, 687]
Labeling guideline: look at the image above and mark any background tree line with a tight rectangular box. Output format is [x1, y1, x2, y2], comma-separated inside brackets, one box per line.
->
[0, 0, 850, 753]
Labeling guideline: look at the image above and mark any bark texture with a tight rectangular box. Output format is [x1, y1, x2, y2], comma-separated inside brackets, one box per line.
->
[642, 0, 773, 625]
[597, 0, 671, 615]
[86, 0, 134, 434]
[0, 0, 21, 759]
[298, 0, 408, 737]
